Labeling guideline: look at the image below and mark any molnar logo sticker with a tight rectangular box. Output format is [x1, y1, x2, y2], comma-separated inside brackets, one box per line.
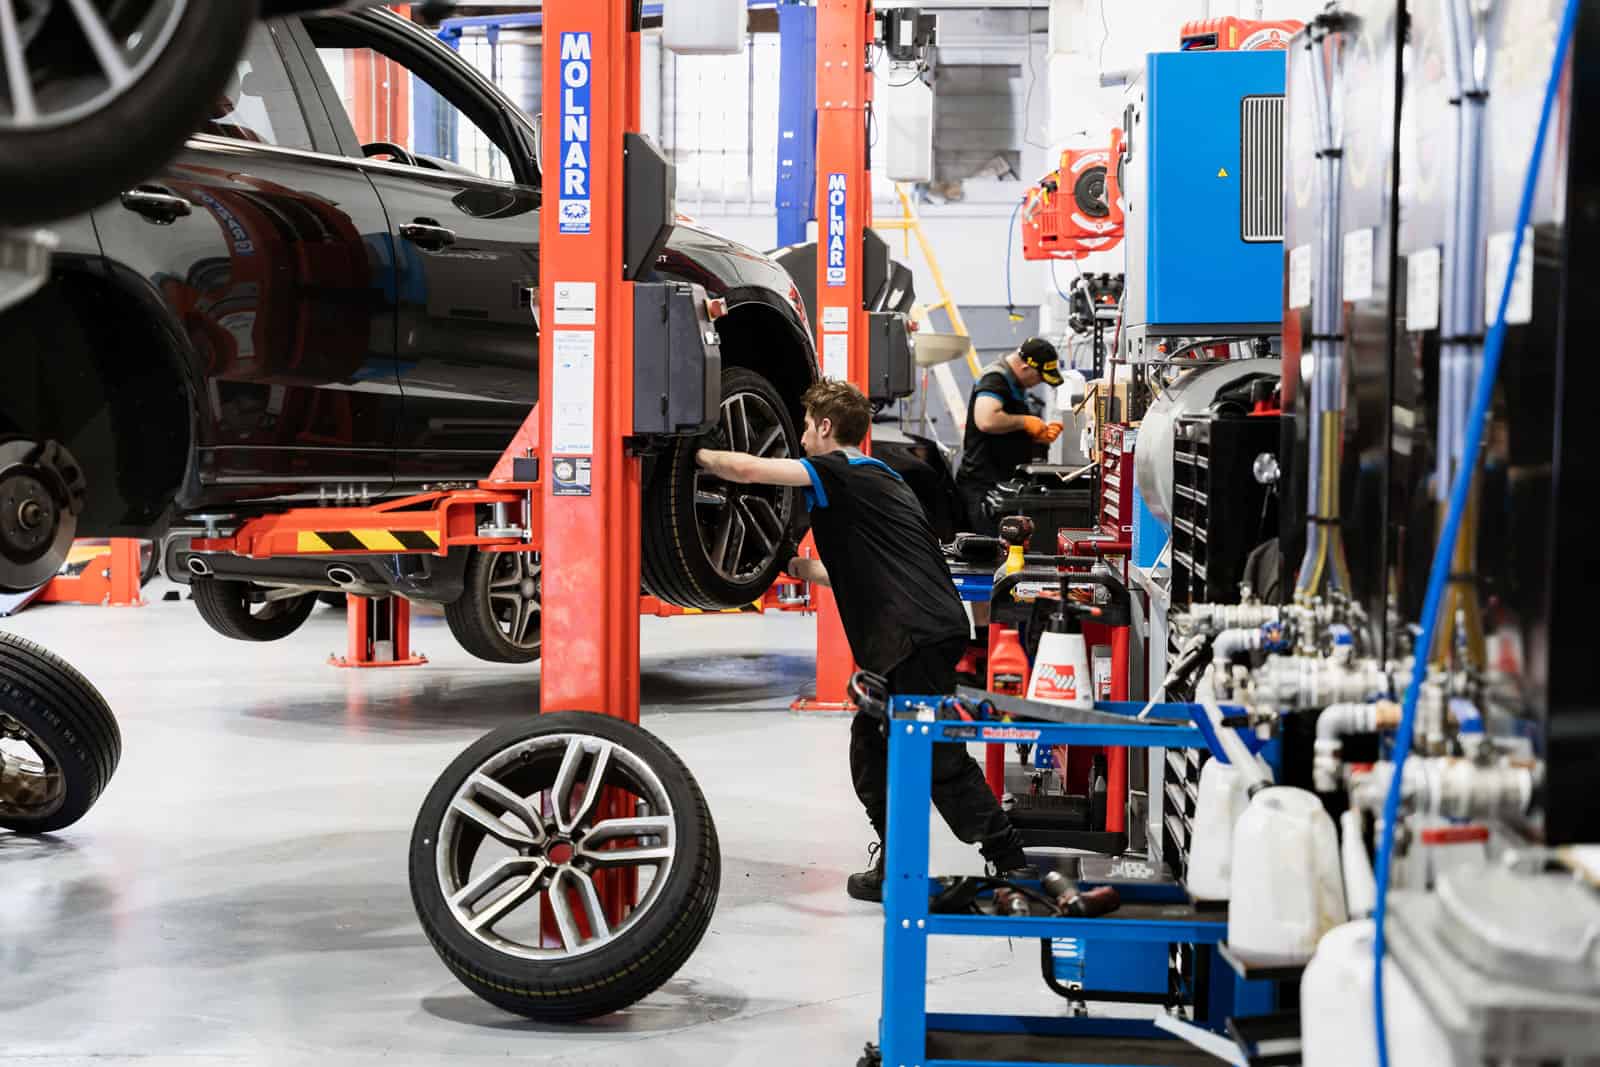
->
[826, 172, 847, 286]
[559, 33, 592, 235]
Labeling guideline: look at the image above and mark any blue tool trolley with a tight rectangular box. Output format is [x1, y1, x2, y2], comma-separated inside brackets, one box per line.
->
[873, 699, 1276, 1067]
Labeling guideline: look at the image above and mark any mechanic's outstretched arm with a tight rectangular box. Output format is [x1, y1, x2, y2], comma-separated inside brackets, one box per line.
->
[694, 449, 814, 487]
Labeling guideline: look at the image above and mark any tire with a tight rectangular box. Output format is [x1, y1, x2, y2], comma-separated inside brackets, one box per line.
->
[0, 632, 121, 834]
[410, 712, 720, 1021]
[0, 2, 257, 228]
[445, 550, 540, 664]
[642, 367, 802, 609]
[192, 578, 316, 642]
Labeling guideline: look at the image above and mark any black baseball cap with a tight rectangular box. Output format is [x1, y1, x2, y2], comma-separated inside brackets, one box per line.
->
[1017, 337, 1063, 386]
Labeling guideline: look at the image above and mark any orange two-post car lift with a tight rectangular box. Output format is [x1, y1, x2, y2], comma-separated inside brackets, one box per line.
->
[186, 0, 908, 1004]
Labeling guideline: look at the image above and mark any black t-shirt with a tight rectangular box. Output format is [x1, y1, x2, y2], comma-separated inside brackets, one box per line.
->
[800, 449, 970, 675]
[957, 360, 1034, 489]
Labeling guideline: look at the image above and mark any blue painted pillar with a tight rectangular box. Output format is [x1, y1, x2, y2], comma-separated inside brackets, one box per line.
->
[774, 2, 817, 248]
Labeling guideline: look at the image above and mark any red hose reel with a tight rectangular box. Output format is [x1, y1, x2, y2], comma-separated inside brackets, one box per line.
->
[1020, 134, 1125, 262]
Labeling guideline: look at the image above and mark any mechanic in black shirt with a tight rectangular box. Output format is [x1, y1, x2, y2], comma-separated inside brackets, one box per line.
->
[696, 380, 1030, 902]
[955, 337, 1065, 536]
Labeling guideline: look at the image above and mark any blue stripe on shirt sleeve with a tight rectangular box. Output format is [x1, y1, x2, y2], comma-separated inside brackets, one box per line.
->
[974, 390, 1010, 404]
[798, 458, 828, 510]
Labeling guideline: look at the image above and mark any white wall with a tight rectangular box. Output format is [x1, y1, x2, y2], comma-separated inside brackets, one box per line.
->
[1037, 0, 1325, 335]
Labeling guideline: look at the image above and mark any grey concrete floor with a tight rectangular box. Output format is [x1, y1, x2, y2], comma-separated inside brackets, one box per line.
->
[0, 584, 1079, 1066]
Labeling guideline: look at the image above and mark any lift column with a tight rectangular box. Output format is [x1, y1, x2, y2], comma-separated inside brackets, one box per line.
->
[537, 0, 644, 928]
[793, 0, 875, 712]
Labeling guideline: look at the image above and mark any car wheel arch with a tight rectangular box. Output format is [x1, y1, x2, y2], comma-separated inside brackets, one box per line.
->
[0, 265, 197, 536]
[713, 296, 818, 428]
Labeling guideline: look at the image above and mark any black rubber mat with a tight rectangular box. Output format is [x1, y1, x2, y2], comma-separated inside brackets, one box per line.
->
[926, 1030, 1220, 1066]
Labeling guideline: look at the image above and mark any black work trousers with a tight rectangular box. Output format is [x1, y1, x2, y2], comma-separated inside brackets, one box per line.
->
[849, 636, 1025, 866]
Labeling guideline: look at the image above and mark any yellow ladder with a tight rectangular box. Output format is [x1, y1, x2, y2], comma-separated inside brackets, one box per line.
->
[873, 183, 982, 377]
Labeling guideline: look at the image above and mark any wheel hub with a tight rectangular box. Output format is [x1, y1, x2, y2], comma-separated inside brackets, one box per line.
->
[0, 471, 56, 556]
[434, 732, 677, 961]
[0, 712, 66, 819]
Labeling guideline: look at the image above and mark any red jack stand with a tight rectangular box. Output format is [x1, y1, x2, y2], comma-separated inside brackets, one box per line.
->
[39, 538, 145, 607]
[329, 594, 427, 669]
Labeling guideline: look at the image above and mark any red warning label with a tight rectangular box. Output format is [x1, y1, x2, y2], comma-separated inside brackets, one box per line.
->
[1033, 663, 1079, 702]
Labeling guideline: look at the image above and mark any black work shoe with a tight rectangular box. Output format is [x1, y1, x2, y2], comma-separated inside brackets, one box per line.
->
[847, 841, 885, 902]
[988, 850, 1040, 883]
[994, 863, 1041, 884]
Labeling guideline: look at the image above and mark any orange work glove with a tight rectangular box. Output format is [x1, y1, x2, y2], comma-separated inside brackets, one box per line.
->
[1021, 415, 1046, 439]
[1042, 421, 1065, 444]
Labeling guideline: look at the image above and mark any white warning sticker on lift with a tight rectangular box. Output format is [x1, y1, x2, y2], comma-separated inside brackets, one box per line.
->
[822, 306, 850, 332]
[552, 330, 595, 454]
[553, 281, 596, 326]
[1485, 227, 1535, 327]
[823, 333, 849, 381]
[1342, 228, 1375, 303]
[1288, 243, 1313, 310]
[1406, 246, 1441, 333]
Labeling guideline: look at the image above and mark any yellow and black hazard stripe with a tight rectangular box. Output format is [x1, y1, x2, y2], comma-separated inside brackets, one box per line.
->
[676, 600, 766, 615]
[295, 529, 441, 554]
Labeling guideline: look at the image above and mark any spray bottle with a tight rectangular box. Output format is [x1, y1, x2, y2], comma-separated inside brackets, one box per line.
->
[1026, 583, 1100, 710]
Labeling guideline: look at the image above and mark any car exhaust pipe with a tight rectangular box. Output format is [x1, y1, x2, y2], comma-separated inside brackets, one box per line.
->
[186, 556, 214, 578]
[326, 565, 360, 587]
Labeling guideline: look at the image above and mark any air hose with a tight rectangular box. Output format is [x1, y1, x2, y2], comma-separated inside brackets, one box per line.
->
[1371, 4, 1579, 1064]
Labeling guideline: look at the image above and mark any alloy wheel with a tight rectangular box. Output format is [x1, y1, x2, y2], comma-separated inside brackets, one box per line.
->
[434, 731, 676, 960]
[0, 0, 187, 131]
[693, 390, 793, 584]
[486, 551, 540, 653]
[0, 710, 65, 821]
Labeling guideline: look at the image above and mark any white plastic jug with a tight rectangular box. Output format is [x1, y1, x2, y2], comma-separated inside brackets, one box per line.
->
[1185, 757, 1251, 902]
[1228, 786, 1347, 964]
[1301, 920, 1455, 1067]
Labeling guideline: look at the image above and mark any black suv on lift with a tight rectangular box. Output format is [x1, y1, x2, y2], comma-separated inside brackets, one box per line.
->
[0, 7, 821, 662]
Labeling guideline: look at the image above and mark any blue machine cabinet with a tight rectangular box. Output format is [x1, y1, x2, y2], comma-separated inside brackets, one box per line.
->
[876, 701, 1277, 1067]
[1121, 49, 1287, 355]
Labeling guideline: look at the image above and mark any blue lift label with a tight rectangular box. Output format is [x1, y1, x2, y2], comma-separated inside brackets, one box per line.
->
[825, 172, 847, 287]
[559, 32, 592, 235]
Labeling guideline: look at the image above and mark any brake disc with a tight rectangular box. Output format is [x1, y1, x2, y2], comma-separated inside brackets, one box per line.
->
[0, 439, 86, 592]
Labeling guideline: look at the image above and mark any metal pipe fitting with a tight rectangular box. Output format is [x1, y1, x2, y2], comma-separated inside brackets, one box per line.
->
[1313, 700, 1401, 792]
[186, 556, 213, 578]
[1252, 655, 1392, 711]
[1212, 627, 1264, 662]
[1351, 756, 1537, 823]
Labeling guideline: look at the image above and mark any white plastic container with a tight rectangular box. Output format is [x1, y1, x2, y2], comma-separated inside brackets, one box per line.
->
[1026, 629, 1093, 710]
[881, 76, 934, 183]
[1185, 758, 1251, 902]
[1301, 920, 1455, 1067]
[1228, 786, 1347, 964]
[662, 0, 747, 55]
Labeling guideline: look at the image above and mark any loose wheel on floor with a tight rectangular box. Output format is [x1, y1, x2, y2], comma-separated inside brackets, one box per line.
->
[641, 367, 802, 609]
[0, 632, 121, 834]
[444, 550, 540, 664]
[410, 712, 721, 1022]
[191, 578, 317, 642]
